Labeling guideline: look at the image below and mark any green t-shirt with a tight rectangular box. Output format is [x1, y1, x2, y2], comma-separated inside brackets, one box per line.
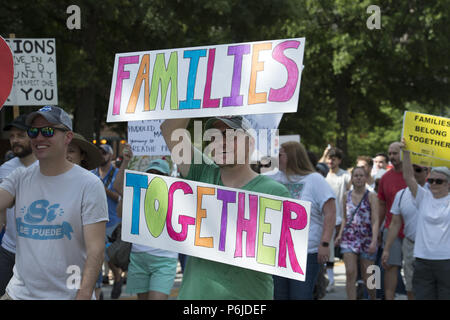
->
[178, 160, 291, 300]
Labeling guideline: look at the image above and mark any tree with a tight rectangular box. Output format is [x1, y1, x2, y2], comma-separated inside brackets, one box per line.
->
[276, 0, 449, 166]
[2, 0, 448, 163]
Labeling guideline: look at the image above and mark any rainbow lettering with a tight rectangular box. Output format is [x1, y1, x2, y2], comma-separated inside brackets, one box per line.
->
[107, 38, 305, 122]
[122, 170, 311, 281]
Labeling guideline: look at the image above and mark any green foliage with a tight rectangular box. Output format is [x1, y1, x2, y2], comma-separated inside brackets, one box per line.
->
[1, 0, 448, 162]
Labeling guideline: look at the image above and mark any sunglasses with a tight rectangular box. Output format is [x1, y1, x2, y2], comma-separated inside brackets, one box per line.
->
[27, 126, 68, 139]
[414, 166, 427, 173]
[427, 178, 448, 185]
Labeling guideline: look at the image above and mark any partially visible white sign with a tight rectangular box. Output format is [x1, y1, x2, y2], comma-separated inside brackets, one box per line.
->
[5, 38, 58, 105]
[128, 120, 170, 156]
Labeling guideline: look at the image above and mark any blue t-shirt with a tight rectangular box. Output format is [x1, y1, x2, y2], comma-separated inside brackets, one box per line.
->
[92, 165, 120, 228]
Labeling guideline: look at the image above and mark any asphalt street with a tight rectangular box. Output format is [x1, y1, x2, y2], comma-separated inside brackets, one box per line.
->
[101, 260, 407, 300]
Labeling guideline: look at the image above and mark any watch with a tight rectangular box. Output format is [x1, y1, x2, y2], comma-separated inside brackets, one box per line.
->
[321, 242, 329, 247]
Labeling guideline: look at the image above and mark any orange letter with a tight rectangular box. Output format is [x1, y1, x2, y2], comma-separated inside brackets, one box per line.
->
[126, 54, 150, 113]
[195, 186, 215, 248]
[248, 42, 272, 105]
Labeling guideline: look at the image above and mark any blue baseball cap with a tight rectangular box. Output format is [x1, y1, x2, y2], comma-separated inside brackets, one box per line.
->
[26, 105, 73, 131]
[145, 159, 170, 175]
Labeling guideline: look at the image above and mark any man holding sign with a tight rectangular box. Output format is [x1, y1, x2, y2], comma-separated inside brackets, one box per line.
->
[108, 37, 308, 299]
[161, 116, 291, 299]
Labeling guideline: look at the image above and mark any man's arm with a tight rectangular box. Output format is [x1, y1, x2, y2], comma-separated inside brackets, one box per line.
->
[160, 119, 192, 177]
[76, 221, 106, 300]
[335, 192, 347, 244]
[0, 188, 15, 216]
[318, 145, 330, 163]
[318, 198, 336, 264]
[378, 199, 386, 229]
[113, 144, 133, 195]
[368, 192, 380, 253]
[0, 209, 5, 232]
[400, 138, 418, 198]
[104, 187, 120, 202]
[381, 214, 402, 268]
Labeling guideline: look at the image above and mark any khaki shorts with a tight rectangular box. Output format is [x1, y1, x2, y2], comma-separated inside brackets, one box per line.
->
[383, 228, 403, 266]
[402, 237, 415, 292]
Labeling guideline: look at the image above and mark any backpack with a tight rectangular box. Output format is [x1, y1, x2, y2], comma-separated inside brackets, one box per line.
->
[106, 224, 131, 271]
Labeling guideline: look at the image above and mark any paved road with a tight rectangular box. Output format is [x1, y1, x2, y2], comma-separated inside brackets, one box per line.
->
[101, 260, 406, 300]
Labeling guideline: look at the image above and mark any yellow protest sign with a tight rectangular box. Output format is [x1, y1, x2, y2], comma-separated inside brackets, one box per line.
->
[402, 111, 450, 163]
[409, 151, 450, 168]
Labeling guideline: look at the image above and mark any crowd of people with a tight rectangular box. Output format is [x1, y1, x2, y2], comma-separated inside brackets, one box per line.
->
[0, 106, 448, 300]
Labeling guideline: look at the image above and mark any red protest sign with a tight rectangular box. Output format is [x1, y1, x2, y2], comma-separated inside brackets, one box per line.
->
[0, 36, 14, 109]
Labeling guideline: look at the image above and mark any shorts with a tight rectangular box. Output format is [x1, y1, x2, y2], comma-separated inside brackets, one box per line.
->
[413, 258, 450, 300]
[382, 228, 403, 267]
[402, 237, 415, 292]
[125, 252, 177, 296]
[341, 247, 377, 261]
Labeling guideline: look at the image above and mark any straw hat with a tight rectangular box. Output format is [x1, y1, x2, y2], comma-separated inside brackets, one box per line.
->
[70, 132, 103, 170]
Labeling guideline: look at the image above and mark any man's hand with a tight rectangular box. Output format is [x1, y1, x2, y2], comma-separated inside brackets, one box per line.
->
[368, 240, 378, 254]
[318, 244, 330, 264]
[122, 143, 133, 162]
[381, 249, 390, 269]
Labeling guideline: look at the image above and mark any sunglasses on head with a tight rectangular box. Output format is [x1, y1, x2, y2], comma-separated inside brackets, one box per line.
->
[27, 126, 68, 139]
[427, 178, 447, 185]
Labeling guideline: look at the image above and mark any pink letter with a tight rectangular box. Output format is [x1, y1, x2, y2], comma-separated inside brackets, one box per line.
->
[217, 189, 236, 252]
[278, 200, 308, 274]
[166, 181, 195, 241]
[234, 193, 258, 258]
[268, 40, 300, 102]
[113, 56, 139, 115]
[203, 48, 220, 108]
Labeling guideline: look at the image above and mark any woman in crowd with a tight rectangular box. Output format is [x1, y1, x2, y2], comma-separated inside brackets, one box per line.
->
[336, 166, 379, 300]
[66, 132, 102, 171]
[400, 138, 450, 300]
[267, 141, 336, 300]
[116, 158, 178, 300]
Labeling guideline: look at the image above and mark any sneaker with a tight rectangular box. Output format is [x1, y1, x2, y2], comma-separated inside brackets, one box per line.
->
[111, 278, 123, 299]
[326, 282, 335, 293]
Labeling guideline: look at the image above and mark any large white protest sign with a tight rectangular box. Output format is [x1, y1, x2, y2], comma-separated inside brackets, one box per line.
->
[128, 120, 171, 156]
[107, 38, 305, 122]
[4, 38, 58, 105]
[122, 170, 311, 281]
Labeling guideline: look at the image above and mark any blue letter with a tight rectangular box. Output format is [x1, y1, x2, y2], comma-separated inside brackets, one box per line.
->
[126, 173, 148, 234]
[179, 49, 207, 109]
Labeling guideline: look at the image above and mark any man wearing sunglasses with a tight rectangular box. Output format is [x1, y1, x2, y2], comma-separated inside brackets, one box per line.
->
[0, 106, 108, 300]
[381, 164, 429, 300]
[400, 138, 450, 300]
